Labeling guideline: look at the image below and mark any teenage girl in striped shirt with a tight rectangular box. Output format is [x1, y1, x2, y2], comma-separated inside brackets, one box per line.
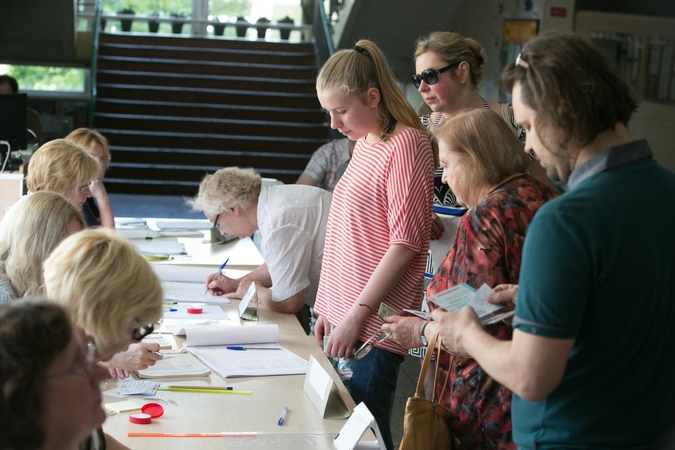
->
[313, 39, 435, 450]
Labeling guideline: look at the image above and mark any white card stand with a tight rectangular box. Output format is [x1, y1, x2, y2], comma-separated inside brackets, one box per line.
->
[303, 355, 350, 419]
[334, 402, 386, 450]
[237, 282, 259, 321]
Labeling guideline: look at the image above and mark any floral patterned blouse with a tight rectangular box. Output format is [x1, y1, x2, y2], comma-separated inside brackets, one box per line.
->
[426, 174, 558, 449]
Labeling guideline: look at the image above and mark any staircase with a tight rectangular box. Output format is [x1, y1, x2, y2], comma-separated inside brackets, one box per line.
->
[93, 33, 329, 196]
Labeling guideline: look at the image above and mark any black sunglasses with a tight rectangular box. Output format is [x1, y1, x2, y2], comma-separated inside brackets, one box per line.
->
[412, 62, 460, 89]
[132, 323, 155, 342]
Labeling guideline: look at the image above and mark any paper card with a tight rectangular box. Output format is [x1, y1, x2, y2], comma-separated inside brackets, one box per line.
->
[377, 302, 399, 319]
[238, 282, 258, 321]
[334, 402, 386, 450]
[303, 355, 350, 419]
[428, 283, 509, 325]
[116, 380, 160, 396]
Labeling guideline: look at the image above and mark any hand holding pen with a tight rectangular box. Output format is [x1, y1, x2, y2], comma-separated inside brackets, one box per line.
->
[204, 258, 229, 295]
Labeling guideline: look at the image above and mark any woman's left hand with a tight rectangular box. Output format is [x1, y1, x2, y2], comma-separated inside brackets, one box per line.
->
[324, 316, 362, 359]
[381, 316, 425, 349]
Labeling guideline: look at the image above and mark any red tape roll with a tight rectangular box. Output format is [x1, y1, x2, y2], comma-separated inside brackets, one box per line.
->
[187, 307, 203, 314]
[129, 413, 152, 424]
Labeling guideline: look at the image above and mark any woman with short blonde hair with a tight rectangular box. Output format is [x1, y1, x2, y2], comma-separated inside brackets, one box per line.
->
[187, 167, 262, 215]
[0, 191, 85, 302]
[43, 228, 163, 361]
[65, 128, 115, 228]
[26, 139, 101, 213]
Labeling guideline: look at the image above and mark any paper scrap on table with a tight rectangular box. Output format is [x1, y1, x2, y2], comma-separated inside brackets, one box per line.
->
[117, 380, 160, 396]
[133, 238, 185, 255]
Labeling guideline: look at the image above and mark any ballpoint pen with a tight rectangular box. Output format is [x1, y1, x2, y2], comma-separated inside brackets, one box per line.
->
[278, 407, 288, 426]
[204, 257, 229, 295]
[226, 346, 282, 351]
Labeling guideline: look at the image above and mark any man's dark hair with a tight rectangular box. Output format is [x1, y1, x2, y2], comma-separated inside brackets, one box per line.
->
[501, 31, 638, 150]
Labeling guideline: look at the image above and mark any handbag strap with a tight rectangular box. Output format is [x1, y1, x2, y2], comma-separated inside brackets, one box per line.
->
[414, 329, 440, 397]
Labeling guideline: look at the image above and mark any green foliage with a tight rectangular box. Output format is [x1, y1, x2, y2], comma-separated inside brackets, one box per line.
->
[100, 0, 250, 21]
[3, 65, 85, 92]
[210, 0, 250, 18]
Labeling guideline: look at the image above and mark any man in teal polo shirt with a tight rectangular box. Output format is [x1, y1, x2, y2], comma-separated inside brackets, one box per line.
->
[430, 31, 675, 449]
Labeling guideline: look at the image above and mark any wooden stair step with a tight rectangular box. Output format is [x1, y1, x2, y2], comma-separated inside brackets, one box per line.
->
[99, 32, 315, 53]
[97, 70, 316, 94]
[96, 84, 320, 108]
[94, 98, 327, 123]
[99, 43, 316, 65]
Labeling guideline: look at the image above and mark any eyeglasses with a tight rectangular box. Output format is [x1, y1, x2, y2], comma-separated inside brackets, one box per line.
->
[77, 181, 92, 193]
[212, 213, 221, 230]
[49, 340, 97, 379]
[131, 323, 155, 342]
[412, 62, 460, 89]
[351, 303, 397, 360]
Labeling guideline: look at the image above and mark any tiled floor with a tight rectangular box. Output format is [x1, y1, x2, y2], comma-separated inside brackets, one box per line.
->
[109, 193, 421, 449]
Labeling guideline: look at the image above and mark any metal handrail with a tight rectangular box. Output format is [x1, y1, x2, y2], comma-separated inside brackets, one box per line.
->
[86, 0, 101, 127]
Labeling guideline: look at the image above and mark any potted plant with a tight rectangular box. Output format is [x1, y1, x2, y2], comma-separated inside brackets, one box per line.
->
[255, 17, 270, 40]
[235, 16, 248, 38]
[277, 16, 294, 40]
[117, 8, 135, 32]
[170, 12, 186, 34]
[213, 19, 226, 36]
[148, 13, 160, 33]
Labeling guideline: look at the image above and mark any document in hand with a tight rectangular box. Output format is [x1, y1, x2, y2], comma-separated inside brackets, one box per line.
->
[135, 352, 211, 379]
[181, 324, 309, 378]
[427, 283, 514, 325]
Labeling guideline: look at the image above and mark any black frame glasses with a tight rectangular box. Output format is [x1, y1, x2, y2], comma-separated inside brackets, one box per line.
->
[213, 213, 221, 230]
[132, 323, 155, 342]
[411, 62, 460, 89]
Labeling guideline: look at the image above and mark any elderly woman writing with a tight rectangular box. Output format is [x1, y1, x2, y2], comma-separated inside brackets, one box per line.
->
[383, 109, 557, 449]
[0, 301, 109, 450]
[188, 167, 332, 334]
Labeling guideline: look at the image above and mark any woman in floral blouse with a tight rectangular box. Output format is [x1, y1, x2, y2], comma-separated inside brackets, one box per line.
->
[384, 108, 558, 449]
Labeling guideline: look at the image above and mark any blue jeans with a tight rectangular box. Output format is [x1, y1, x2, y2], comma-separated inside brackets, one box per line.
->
[334, 341, 404, 450]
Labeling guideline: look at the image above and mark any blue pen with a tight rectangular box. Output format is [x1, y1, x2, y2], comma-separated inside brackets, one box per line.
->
[204, 258, 229, 295]
[226, 346, 281, 351]
[278, 407, 288, 426]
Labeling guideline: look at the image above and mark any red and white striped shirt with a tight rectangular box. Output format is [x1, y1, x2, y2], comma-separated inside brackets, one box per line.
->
[314, 127, 434, 355]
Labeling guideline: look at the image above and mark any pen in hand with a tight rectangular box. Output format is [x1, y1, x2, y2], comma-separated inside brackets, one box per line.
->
[204, 258, 229, 295]
[278, 407, 288, 426]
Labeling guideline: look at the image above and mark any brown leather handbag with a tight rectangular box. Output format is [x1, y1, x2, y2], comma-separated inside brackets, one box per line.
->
[399, 330, 452, 450]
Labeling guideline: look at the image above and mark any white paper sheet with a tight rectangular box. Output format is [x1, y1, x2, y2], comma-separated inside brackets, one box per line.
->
[188, 344, 307, 378]
[163, 281, 230, 304]
[133, 238, 185, 255]
[183, 324, 279, 346]
[155, 219, 213, 230]
[163, 305, 229, 321]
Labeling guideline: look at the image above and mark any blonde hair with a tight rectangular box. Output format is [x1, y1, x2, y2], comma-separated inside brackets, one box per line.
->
[187, 167, 262, 216]
[65, 128, 111, 170]
[0, 192, 85, 297]
[25, 139, 101, 196]
[414, 31, 485, 87]
[317, 39, 434, 147]
[436, 109, 529, 185]
[43, 229, 163, 354]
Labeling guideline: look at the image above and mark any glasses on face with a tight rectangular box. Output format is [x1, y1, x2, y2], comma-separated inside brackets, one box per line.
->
[131, 323, 155, 342]
[49, 340, 97, 379]
[212, 213, 221, 230]
[77, 181, 92, 193]
[412, 62, 460, 89]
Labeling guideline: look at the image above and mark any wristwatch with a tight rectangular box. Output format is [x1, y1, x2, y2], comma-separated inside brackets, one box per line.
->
[420, 321, 430, 347]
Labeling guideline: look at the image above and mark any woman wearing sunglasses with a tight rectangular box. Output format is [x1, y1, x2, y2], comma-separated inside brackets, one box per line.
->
[413, 31, 547, 210]
[0, 301, 109, 450]
[43, 228, 164, 379]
